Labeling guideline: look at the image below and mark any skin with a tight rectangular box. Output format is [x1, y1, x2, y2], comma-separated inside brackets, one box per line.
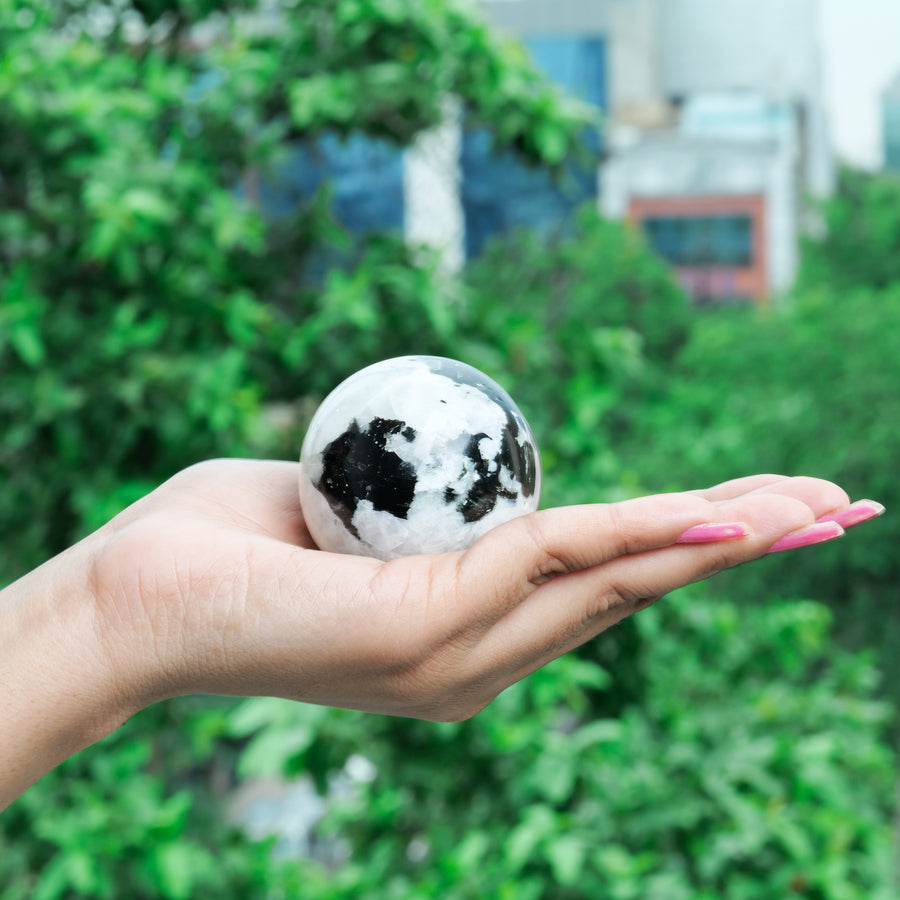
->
[0, 460, 857, 811]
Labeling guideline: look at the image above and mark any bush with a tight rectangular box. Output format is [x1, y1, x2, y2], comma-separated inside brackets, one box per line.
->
[4, 5, 896, 898]
[8, 592, 893, 898]
[0, 697, 307, 899]
[0, 0, 594, 581]
[615, 284, 900, 699]
[798, 167, 900, 293]
[220, 590, 896, 899]
[462, 206, 691, 507]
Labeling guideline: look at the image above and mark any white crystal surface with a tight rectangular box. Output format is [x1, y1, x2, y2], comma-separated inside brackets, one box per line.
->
[298, 356, 542, 560]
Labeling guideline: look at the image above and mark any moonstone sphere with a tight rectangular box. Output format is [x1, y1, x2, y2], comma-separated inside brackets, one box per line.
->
[298, 356, 542, 560]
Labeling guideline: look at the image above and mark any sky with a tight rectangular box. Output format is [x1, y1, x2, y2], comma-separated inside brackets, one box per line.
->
[819, 0, 900, 168]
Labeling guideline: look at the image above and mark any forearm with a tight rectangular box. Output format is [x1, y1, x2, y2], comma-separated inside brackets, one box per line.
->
[0, 537, 135, 811]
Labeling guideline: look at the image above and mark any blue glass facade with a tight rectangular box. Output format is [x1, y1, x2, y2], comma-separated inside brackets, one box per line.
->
[259, 133, 405, 235]
[461, 35, 607, 258]
[259, 35, 607, 256]
[526, 35, 607, 110]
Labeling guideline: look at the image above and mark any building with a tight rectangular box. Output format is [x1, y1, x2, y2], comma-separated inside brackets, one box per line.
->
[603, 93, 801, 304]
[257, 51, 603, 278]
[263, 0, 834, 301]
[457, 33, 606, 259]
[483, 0, 835, 304]
[882, 71, 900, 172]
[256, 6, 609, 277]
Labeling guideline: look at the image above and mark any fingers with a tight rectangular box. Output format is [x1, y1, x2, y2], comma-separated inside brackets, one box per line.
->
[456, 475, 850, 630]
[691, 473, 788, 501]
[448, 476, 860, 691]
[693, 473, 852, 513]
[816, 499, 886, 529]
[716, 474, 851, 531]
[454, 491, 729, 631]
[476, 488, 814, 653]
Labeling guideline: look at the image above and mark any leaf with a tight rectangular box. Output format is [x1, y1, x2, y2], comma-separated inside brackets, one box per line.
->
[546, 834, 586, 887]
[84, 217, 121, 261]
[532, 119, 569, 165]
[227, 697, 293, 737]
[9, 319, 45, 367]
[120, 187, 175, 224]
[64, 851, 101, 894]
[31, 855, 70, 900]
[572, 718, 625, 751]
[504, 805, 556, 872]
[528, 748, 577, 804]
[1, 264, 47, 366]
[151, 842, 213, 900]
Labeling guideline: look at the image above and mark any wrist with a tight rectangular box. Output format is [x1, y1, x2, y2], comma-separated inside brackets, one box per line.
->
[0, 533, 143, 809]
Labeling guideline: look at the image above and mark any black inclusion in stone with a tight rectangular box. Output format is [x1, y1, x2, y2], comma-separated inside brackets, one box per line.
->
[317, 417, 418, 537]
[500, 410, 538, 499]
[458, 433, 516, 524]
[519, 439, 538, 498]
[457, 414, 538, 523]
[427, 358, 538, 501]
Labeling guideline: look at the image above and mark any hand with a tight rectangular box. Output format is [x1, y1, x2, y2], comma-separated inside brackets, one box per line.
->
[88, 461, 867, 720]
[0, 459, 881, 809]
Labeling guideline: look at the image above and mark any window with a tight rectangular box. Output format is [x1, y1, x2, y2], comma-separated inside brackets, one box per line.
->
[461, 35, 606, 258]
[641, 214, 753, 267]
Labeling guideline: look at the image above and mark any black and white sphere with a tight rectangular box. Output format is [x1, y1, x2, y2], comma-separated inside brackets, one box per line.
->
[298, 356, 542, 560]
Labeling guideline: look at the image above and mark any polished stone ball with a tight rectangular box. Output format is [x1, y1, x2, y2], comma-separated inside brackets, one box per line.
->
[298, 356, 541, 560]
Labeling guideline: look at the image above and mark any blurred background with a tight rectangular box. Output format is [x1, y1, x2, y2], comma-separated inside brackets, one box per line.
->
[2, 0, 899, 897]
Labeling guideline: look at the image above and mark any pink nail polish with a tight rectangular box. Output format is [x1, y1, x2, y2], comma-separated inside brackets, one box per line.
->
[767, 521, 845, 554]
[816, 500, 886, 530]
[677, 522, 751, 544]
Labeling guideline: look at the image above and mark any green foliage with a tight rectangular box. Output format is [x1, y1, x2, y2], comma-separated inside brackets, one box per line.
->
[220, 590, 896, 899]
[462, 207, 691, 506]
[0, 699, 308, 899]
[0, 0, 593, 579]
[273, 235, 461, 401]
[1, 2, 271, 574]
[604, 167, 900, 709]
[282, 0, 597, 155]
[2, 2, 898, 898]
[798, 167, 900, 292]
[615, 284, 900, 696]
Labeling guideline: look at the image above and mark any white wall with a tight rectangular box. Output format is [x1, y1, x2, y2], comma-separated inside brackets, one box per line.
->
[602, 137, 799, 294]
[403, 99, 465, 275]
[658, 0, 821, 100]
[657, 0, 833, 196]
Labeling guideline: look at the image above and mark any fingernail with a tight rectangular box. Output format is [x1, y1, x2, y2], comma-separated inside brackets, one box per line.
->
[767, 521, 845, 554]
[677, 522, 751, 543]
[816, 499, 886, 530]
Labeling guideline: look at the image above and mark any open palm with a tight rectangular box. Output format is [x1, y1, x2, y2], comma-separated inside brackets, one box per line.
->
[89, 459, 853, 721]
